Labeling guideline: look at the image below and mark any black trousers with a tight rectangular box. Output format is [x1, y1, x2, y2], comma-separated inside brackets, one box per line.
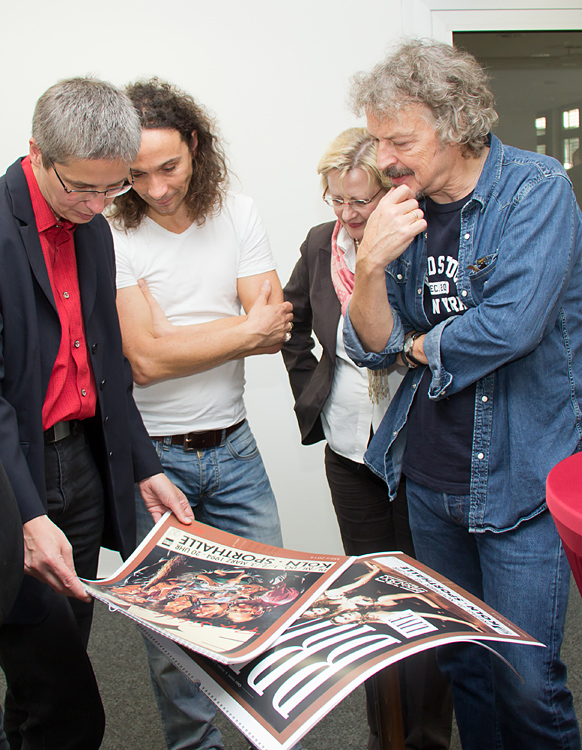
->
[0, 426, 106, 750]
[324, 445, 453, 750]
[324, 444, 414, 558]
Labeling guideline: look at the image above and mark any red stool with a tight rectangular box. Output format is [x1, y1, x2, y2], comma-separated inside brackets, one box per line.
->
[546, 452, 582, 595]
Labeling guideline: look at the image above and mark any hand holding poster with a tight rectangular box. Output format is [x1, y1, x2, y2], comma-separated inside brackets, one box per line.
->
[83, 513, 350, 663]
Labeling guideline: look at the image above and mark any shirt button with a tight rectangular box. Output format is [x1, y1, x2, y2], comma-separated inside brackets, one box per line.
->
[109, 451, 113, 458]
[393, 431, 398, 437]
[104, 415, 109, 423]
[417, 288, 422, 295]
[100, 379, 106, 390]
[464, 233, 470, 240]
[63, 292, 70, 299]
[92, 343, 98, 354]
[397, 273, 403, 280]
[81, 389, 86, 397]
[481, 395, 488, 402]
[74, 340, 80, 348]
[477, 452, 484, 460]
[461, 290, 468, 297]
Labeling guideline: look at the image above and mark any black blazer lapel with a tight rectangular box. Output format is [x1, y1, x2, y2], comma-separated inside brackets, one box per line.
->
[75, 223, 98, 324]
[314, 236, 341, 358]
[18, 225, 56, 312]
[6, 160, 57, 312]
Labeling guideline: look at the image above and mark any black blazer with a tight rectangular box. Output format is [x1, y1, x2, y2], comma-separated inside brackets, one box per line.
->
[282, 222, 340, 445]
[0, 159, 161, 623]
[0, 460, 23, 625]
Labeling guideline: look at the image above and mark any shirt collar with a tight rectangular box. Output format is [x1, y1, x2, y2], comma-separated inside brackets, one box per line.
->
[21, 155, 76, 234]
[336, 224, 357, 273]
[471, 132, 497, 211]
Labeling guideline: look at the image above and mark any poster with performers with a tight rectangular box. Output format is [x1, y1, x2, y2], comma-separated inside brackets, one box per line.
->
[82, 512, 350, 663]
[142, 553, 540, 750]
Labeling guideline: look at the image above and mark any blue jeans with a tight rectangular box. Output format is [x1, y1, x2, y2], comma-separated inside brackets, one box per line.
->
[137, 420, 282, 750]
[405, 477, 580, 750]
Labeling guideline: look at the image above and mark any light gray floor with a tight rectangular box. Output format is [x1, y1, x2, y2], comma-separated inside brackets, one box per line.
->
[2, 578, 581, 749]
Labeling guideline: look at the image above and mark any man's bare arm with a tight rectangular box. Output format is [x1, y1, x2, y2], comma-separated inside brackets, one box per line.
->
[137, 278, 245, 339]
[238, 269, 284, 309]
[236, 270, 287, 355]
[117, 271, 293, 385]
[139, 270, 288, 358]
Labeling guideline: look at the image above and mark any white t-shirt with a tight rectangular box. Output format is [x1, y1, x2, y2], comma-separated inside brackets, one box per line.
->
[321, 226, 404, 463]
[111, 193, 276, 435]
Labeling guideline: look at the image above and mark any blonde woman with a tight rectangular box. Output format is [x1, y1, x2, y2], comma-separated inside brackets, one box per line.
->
[282, 128, 452, 750]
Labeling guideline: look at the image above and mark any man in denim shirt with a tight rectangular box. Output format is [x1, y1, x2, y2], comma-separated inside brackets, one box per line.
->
[344, 39, 582, 749]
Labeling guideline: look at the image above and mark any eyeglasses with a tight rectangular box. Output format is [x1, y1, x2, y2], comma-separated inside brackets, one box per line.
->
[51, 163, 134, 199]
[323, 187, 383, 210]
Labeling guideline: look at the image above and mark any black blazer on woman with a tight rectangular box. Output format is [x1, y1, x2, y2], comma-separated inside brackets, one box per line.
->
[282, 222, 341, 445]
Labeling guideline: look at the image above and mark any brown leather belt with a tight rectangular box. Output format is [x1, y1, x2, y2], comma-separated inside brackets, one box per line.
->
[151, 420, 245, 451]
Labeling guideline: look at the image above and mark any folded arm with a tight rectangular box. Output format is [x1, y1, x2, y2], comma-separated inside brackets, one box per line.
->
[116, 270, 293, 385]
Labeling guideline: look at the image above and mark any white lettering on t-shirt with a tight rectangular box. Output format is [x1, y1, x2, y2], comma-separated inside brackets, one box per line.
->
[427, 254, 465, 321]
[428, 281, 449, 295]
[446, 257, 458, 280]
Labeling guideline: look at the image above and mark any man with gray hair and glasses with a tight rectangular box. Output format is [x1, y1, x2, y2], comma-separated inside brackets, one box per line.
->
[0, 77, 192, 750]
[344, 38, 582, 749]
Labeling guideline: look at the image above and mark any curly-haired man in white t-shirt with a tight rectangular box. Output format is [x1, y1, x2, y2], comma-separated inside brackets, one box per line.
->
[109, 77, 293, 750]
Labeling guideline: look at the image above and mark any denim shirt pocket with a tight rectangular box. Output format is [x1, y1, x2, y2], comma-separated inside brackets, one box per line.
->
[387, 257, 410, 286]
[466, 250, 498, 303]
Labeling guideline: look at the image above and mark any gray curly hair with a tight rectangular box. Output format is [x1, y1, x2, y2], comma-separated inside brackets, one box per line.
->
[350, 38, 498, 157]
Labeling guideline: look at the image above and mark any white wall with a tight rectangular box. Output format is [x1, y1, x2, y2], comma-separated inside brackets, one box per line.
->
[1, 0, 403, 567]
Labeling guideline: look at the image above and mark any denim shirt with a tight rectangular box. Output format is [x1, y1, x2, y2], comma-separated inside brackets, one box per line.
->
[344, 134, 582, 532]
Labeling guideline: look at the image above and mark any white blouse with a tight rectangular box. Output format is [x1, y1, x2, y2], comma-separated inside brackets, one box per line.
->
[320, 226, 404, 463]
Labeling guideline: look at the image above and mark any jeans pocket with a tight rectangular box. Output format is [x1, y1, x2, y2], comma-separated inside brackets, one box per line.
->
[225, 425, 260, 461]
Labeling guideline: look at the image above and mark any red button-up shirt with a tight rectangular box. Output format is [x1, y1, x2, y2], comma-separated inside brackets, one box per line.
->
[22, 156, 97, 430]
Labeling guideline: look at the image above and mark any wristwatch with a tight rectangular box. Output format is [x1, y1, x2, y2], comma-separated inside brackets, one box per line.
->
[402, 333, 424, 369]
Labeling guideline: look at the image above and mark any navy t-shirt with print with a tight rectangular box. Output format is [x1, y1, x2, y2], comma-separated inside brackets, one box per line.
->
[401, 194, 476, 494]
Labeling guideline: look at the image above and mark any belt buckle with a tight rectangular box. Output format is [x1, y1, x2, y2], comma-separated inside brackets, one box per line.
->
[183, 433, 196, 452]
[54, 421, 71, 441]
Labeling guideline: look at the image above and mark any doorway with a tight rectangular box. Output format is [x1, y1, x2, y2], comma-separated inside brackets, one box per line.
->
[454, 31, 582, 201]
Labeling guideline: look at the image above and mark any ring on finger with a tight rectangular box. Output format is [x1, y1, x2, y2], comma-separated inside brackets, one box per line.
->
[285, 332, 292, 342]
